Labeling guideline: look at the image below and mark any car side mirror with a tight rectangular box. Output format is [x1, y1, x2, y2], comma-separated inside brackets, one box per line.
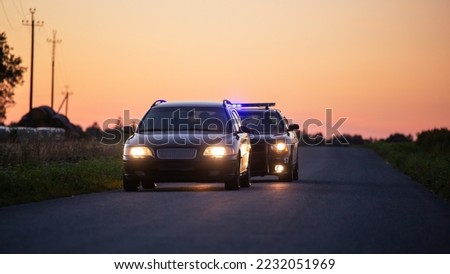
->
[288, 124, 300, 131]
[240, 125, 252, 133]
[123, 126, 134, 134]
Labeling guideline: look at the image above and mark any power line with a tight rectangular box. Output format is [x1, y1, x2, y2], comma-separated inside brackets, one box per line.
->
[47, 30, 62, 109]
[0, 0, 21, 31]
[17, 0, 26, 17]
[22, 8, 44, 112]
[11, 0, 26, 18]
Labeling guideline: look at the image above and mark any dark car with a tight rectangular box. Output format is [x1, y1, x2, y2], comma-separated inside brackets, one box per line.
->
[235, 103, 299, 182]
[122, 100, 251, 191]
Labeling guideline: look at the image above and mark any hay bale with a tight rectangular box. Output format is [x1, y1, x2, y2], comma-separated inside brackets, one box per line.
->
[0, 126, 10, 142]
[51, 127, 66, 141]
[36, 127, 66, 141]
[10, 127, 37, 142]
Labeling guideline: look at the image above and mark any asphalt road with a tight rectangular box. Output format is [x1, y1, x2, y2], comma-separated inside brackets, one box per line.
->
[1, 147, 449, 253]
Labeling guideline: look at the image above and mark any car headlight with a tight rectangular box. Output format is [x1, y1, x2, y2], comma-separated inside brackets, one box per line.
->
[124, 146, 154, 158]
[272, 142, 288, 153]
[203, 146, 234, 158]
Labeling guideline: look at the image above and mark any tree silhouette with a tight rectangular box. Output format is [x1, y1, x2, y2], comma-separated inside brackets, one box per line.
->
[417, 128, 450, 153]
[0, 32, 26, 124]
[385, 133, 413, 143]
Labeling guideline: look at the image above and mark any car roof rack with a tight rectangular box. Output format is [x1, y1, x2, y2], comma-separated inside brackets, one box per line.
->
[151, 99, 167, 108]
[231, 102, 276, 110]
[223, 99, 232, 107]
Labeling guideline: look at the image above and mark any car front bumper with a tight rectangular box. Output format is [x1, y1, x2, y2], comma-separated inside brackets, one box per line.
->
[123, 156, 238, 182]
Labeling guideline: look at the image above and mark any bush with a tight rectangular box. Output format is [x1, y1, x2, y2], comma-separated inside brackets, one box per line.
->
[385, 133, 413, 143]
[416, 128, 450, 153]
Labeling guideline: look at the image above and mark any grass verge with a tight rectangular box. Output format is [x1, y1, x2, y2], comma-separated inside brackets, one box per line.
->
[0, 156, 123, 207]
[368, 142, 450, 201]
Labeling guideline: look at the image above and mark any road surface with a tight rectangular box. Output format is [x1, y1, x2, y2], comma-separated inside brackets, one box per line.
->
[1, 147, 449, 253]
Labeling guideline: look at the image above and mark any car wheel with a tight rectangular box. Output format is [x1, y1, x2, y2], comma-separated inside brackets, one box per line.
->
[240, 159, 251, 188]
[123, 174, 139, 192]
[141, 180, 157, 190]
[225, 157, 240, 190]
[279, 166, 294, 182]
[240, 154, 252, 187]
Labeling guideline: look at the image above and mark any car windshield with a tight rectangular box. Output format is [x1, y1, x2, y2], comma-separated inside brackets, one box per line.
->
[138, 106, 231, 133]
[238, 110, 286, 134]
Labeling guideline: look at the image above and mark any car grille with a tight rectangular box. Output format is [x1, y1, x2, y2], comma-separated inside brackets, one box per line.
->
[251, 142, 267, 154]
[157, 148, 197, 159]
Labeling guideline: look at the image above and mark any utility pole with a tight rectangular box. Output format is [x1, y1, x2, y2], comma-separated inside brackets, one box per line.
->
[47, 30, 62, 110]
[57, 85, 73, 117]
[22, 8, 44, 112]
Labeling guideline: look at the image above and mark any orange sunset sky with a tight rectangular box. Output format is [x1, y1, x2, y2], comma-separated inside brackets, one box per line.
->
[1, 0, 449, 139]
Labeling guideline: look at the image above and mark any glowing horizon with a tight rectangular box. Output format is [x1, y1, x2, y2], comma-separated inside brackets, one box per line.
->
[1, 0, 449, 139]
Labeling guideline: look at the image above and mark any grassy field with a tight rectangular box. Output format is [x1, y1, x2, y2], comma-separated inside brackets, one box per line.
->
[368, 142, 450, 201]
[0, 140, 123, 207]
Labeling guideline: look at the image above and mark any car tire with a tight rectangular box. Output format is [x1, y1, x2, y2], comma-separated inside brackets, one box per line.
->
[123, 174, 139, 192]
[240, 159, 251, 188]
[225, 158, 240, 190]
[142, 180, 157, 190]
[279, 166, 294, 182]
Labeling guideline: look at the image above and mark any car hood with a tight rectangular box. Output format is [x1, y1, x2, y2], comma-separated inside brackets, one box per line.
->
[248, 133, 288, 143]
[126, 132, 231, 147]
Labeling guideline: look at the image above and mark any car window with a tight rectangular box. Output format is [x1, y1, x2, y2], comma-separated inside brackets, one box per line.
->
[138, 106, 231, 133]
[238, 110, 286, 134]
